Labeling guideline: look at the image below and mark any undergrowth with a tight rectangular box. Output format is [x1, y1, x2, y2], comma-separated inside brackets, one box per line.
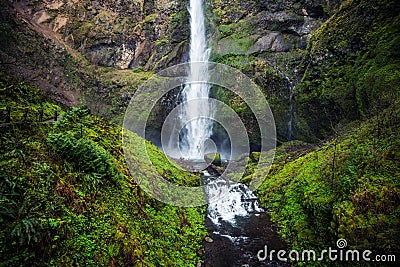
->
[0, 75, 207, 266]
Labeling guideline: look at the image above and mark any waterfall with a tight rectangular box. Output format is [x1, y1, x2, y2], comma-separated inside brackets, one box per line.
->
[287, 77, 294, 141]
[275, 66, 295, 141]
[179, 0, 212, 159]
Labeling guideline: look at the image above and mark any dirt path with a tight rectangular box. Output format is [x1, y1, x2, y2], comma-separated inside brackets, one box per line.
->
[0, 116, 61, 128]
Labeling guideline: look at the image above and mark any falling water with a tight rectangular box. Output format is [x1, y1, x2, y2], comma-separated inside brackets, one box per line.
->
[275, 66, 295, 141]
[287, 77, 294, 141]
[179, 0, 213, 159]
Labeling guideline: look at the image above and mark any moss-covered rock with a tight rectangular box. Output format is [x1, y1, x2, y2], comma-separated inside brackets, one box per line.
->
[251, 103, 400, 259]
[295, 0, 400, 141]
[204, 152, 222, 166]
[10, 0, 190, 70]
[206, 0, 326, 143]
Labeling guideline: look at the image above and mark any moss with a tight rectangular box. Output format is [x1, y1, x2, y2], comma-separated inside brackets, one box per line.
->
[155, 38, 168, 45]
[0, 75, 207, 266]
[210, 0, 260, 25]
[211, 53, 258, 73]
[0, 74, 62, 122]
[252, 103, 400, 258]
[296, 0, 400, 140]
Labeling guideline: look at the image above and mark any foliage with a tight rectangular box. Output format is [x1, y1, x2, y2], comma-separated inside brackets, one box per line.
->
[211, 53, 258, 74]
[252, 104, 400, 266]
[296, 0, 400, 141]
[0, 75, 207, 266]
[47, 131, 117, 189]
[0, 74, 62, 122]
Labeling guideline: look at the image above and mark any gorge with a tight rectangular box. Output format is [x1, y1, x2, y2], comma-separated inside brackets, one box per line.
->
[0, 0, 399, 266]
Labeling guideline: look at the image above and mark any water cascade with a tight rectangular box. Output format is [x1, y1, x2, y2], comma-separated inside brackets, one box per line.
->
[275, 67, 295, 141]
[287, 76, 295, 141]
[205, 176, 264, 226]
[179, 1, 287, 265]
[203, 173, 288, 266]
[179, 0, 213, 159]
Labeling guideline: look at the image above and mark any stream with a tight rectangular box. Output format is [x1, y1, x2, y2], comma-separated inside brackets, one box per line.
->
[202, 172, 288, 267]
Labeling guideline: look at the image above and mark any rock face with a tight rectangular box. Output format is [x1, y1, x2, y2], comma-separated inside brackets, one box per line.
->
[0, 0, 328, 142]
[0, 0, 190, 114]
[4, 0, 332, 72]
[212, 10, 321, 55]
[294, 0, 400, 141]
[14, 0, 190, 70]
[206, 0, 327, 143]
[206, 0, 399, 143]
[208, 0, 329, 54]
[1, 0, 398, 145]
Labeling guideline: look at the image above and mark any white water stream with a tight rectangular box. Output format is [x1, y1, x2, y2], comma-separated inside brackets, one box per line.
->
[204, 174, 264, 226]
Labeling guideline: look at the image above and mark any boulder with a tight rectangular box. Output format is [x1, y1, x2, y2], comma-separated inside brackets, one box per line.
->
[204, 152, 222, 166]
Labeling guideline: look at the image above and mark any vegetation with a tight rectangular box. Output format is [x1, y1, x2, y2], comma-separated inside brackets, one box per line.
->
[227, 0, 400, 264]
[0, 74, 62, 122]
[0, 76, 207, 266]
[295, 0, 400, 141]
[239, 103, 400, 265]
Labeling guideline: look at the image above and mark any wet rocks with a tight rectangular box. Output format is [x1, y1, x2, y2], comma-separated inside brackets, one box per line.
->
[204, 152, 222, 167]
[204, 236, 214, 243]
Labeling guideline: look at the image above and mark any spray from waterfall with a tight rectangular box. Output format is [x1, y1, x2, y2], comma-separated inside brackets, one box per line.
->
[179, 0, 213, 159]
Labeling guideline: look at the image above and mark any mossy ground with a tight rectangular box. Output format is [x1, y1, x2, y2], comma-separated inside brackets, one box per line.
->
[0, 74, 62, 122]
[243, 103, 400, 266]
[0, 75, 207, 266]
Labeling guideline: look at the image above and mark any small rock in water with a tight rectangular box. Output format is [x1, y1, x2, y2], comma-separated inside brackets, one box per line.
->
[204, 152, 221, 166]
[204, 236, 214, 243]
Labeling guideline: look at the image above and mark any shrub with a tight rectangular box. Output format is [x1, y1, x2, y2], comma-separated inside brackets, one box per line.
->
[47, 131, 116, 188]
